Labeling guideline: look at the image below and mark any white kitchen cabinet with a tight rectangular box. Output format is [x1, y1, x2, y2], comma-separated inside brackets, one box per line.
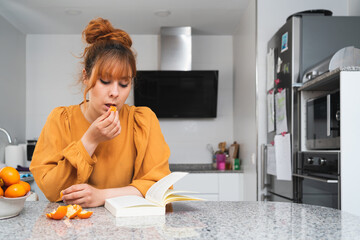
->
[299, 70, 360, 216]
[219, 173, 244, 201]
[173, 172, 244, 201]
[340, 71, 360, 216]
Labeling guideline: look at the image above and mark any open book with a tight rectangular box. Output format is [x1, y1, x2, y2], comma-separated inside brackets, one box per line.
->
[104, 172, 203, 217]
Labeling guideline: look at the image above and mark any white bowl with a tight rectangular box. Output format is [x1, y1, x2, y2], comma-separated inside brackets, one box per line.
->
[0, 191, 31, 219]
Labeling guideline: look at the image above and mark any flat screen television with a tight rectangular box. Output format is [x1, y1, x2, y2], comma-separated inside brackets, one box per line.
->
[134, 70, 218, 118]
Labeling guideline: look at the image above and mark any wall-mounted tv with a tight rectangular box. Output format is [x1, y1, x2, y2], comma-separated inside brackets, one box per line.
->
[134, 70, 218, 118]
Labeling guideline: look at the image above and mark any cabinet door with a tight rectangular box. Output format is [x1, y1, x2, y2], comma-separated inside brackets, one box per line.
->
[219, 173, 243, 201]
[173, 173, 219, 201]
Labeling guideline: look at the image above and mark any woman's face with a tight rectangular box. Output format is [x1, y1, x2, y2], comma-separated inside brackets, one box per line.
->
[85, 71, 132, 120]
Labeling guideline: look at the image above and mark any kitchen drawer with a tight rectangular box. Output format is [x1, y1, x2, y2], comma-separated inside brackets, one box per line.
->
[173, 173, 218, 193]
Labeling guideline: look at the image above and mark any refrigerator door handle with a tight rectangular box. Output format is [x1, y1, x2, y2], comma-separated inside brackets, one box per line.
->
[261, 144, 268, 189]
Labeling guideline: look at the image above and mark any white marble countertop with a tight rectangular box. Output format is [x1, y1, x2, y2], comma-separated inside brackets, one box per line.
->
[1, 201, 360, 239]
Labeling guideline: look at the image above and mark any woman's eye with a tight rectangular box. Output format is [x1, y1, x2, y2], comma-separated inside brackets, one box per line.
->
[119, 82, 129, 88]
[100, 79, 110, 85]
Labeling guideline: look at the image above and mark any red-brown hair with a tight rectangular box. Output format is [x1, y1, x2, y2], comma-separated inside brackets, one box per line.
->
[80, 17, 136, 105]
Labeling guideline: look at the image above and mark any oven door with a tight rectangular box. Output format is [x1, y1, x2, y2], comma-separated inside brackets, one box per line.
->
[306, 91, 340, 150]
[295, 151, 341, 209]
[295, 174, 340, 209]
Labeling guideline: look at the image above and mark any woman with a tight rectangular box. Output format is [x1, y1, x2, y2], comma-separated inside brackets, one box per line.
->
[30, 17, 171, 207]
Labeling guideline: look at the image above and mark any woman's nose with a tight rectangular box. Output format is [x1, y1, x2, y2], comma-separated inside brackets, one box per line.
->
[109, 82, 119, 97]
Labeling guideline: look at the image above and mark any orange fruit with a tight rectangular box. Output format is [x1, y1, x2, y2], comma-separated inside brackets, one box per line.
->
[0, 177, 4, 187]
[4, 183, 26, 198]
[110, 105, 117, 112]
[19, 181, 31, 193]
[46, 205, 68, 220]
[66, 204, 82, 219]
[60, 190, 64, 198]
[0, 167, 20, 186]
[0, 187, 3, 196]
[77, 210, 93, 219]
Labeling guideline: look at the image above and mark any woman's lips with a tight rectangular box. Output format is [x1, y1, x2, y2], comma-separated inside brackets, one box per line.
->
[105, 103, 116, 110]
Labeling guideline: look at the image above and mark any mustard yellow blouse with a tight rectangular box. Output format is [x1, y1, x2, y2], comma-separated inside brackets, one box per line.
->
[30, 104, 171, 202]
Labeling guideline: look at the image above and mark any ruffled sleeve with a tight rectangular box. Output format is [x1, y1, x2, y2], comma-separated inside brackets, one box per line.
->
[130, 107, 171, 196]
[30, 107, 97, 202]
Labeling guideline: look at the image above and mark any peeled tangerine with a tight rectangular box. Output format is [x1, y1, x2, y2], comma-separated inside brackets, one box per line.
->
[66, 204, 82, 219]
[46, 206, 68, 220]
[77, 210, 93, 219]
[46, 204, 93, 220]
[110, 105, 117, 112]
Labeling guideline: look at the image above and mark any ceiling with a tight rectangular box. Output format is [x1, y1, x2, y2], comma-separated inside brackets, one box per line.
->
[0, 0, 251, 35]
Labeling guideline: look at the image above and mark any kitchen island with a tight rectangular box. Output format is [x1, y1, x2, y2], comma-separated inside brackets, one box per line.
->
[1, 201, 360, 239]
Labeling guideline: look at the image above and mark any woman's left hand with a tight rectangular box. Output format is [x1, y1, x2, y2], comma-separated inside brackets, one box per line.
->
[61, 184, 104, 207]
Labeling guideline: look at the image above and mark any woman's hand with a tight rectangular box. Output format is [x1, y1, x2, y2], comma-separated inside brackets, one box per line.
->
[61, 184, 143, 208]
[61, 184, 105, 207]
[81, 110, 121, 156]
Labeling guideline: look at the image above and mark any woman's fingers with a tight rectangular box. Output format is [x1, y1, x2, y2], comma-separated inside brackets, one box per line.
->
[61, 184, 102, 207]
[99, 111, 120, 137]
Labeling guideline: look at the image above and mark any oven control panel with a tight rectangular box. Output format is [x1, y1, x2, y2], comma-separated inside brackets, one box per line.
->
[299, 151, 340, 175]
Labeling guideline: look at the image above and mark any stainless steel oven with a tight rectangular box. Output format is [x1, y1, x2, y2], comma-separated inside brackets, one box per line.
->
[306, 90, 340, 150]
[295, 151, 340, 209]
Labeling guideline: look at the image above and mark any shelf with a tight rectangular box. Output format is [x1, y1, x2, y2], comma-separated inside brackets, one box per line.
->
[298, 68, 340, 91]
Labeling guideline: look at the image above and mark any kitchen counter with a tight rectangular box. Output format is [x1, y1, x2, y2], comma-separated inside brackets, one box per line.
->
[169, 163, 243, 173]
[2, 201, 360, 239]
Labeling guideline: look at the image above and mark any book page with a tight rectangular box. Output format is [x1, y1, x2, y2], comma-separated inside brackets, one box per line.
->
[106, 195, 159, 208]
[164, 194, 203, 205]
[146, 172, 188, 205]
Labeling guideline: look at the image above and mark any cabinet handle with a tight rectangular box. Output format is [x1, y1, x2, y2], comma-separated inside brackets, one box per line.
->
[327, 94, 331, 136]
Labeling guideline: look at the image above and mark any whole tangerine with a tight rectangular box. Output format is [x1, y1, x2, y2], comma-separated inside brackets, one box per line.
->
[0, 187, 3, 196]
[4, 183, 26, 198]
[0, 167, 20, 186]
[19, 181, 31, 193]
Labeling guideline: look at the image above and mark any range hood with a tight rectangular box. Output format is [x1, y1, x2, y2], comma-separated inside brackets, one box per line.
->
[160, 27, 192, 70]
[133, 27, 219, 118]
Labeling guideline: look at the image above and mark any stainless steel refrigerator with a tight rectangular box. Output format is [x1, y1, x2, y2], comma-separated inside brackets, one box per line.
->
[263, 12, 360, 203]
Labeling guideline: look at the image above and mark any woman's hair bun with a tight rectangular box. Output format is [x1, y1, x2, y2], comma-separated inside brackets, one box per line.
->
[82, 17, 132, 48]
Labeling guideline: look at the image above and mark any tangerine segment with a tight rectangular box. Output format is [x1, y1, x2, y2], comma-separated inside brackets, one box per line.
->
[110, 105, 117, 112]
[77, 210, 93, 219]
[66, 204, 82, 219]
[46, 206, 68, 220]
[4, 183, 26, 198]
[0, 166, 20, 186]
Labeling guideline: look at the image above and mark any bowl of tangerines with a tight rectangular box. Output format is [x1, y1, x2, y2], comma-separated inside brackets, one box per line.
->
[0, 166, 32, 219]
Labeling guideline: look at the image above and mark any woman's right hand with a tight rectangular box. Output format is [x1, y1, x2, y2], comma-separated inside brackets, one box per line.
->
[81, 110, 121, 156]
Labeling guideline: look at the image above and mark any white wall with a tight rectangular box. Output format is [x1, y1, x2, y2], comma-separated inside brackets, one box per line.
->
[26, 34, 234, 164]
[233, 0, 257, 201]
[349, 0, 360, 16]
[256, 0, 349, 198]
[0, 15, 26, 162]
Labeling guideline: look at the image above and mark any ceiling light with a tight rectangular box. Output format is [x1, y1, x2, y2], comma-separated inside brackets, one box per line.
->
[65, 9, 82, 16]
[154, 10, 171, 17]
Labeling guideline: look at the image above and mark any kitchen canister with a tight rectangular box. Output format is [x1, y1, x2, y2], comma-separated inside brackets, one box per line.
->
[5, 145, 25, 169]
[216, 153, 226, 170]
